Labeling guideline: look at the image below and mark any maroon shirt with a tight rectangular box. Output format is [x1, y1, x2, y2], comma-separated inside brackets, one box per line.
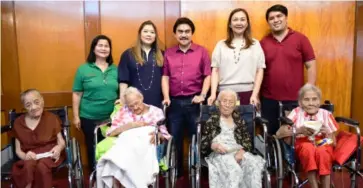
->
[260, 29, 315, 101]
[163, 43, 211, 97]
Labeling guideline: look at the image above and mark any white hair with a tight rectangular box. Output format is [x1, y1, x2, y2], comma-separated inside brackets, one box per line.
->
[124, 87, 143, 99]
[298, 83, 322, 101]
[217, 89, 238, 104]
[20, 89, 43, 104]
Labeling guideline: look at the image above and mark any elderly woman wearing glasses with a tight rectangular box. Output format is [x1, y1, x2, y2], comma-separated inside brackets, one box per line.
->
[201, 89, 265, 188]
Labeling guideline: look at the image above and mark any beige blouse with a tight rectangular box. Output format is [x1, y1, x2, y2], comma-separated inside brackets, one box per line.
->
[211, 38, 266, 92]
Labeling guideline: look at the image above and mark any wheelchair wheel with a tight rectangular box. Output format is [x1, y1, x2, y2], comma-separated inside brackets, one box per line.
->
[189, 135, 196, 188]
[165, 137, 177, 188]
[72, 137, 84, 188]
[270, 136, 283, 188]
[89, 170, 96, 188]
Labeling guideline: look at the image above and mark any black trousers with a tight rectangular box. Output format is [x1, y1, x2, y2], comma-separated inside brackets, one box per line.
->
[80, 117, 105, 171]
[260, 97, 297, 135]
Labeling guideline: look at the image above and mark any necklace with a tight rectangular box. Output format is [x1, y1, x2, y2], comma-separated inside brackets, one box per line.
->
[136, 52, 155, 90]
[233, 39, 246, 64]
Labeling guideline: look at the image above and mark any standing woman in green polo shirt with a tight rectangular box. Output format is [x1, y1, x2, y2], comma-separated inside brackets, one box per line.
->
[72, 35, 118, 170]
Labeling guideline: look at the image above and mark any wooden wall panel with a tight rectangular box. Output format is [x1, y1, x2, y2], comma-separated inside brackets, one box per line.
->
[84, 0, 101, 56]
[1, 111, 8, 148]
[14, 1, 85, 92]
[100, 1, 166, 65]
[181, 1, 355, 122]
[1, 1, 22, 111]
[352, 2, 363, 130]
[164, 0, 180, 48]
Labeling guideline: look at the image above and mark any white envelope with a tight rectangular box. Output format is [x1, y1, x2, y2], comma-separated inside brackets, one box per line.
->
[304, 120, 323, 140]
[35, 152, 53, 160]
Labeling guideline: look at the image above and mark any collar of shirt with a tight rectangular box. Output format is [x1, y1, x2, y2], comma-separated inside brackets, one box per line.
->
[175, 42, 198, 53]
[268, 27, 295, 42]
[89, 62, 115, 72]
[303, 110, 318, 121]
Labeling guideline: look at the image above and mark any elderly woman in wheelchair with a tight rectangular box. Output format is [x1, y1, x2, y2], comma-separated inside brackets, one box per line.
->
[201, 89, 265, 188]
[96, 87, 171, 188]
[276, 84, 338, 188]
[11, 89, 66, 188]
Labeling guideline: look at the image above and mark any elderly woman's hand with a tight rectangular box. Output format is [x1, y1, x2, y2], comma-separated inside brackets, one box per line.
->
[320, 126, 332, 136]
[132, 121, 148, 127]
[234, 149, 245, 163]
[50, 145, 62, 162]
[211, 143, 227, 154]
[299, 126, 315, 136]
[25, 151, 37, 160]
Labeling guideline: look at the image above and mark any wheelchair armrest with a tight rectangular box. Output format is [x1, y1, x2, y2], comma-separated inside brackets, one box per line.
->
[279, 116, 293, 126]
[255, 117, 268, 125]
[1, 125, 12, 134]
[93, 121, 111, 135]
[335, 117, 359, 127]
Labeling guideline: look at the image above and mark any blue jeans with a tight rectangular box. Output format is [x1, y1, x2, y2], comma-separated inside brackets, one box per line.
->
[168, 96, 200, 177]
[157, 143, 166, 162]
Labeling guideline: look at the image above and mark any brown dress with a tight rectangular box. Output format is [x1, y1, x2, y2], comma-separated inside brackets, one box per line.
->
[11, 111, 65, 188]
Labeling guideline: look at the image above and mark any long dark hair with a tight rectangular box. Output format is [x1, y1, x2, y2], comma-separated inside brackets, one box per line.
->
[87, 35, 114, 65]
[131, 20, 164, 66]
[225, 8, 254, 49]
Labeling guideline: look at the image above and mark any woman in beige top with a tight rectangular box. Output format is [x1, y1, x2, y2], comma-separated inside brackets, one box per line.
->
[208, 8, 265, 107]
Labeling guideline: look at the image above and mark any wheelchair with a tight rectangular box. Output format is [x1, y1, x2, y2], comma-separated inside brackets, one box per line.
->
[188, 104, 272, 188]
[271, 100, 362, 188]
[1, 106, 84, 188]
[89, 104, 177, 188]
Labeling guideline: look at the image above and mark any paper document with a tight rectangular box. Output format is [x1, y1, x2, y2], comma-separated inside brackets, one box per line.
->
[35, 152, 53, 160]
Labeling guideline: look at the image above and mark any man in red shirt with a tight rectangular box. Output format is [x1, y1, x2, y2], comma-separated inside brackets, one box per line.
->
[162, 17, 211, 178]
[260, 4, 316, 135]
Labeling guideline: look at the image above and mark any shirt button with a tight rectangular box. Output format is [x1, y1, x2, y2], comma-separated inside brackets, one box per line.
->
[182, 72, 184, 75]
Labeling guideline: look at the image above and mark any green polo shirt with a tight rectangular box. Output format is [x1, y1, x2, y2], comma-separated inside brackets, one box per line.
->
[73, 63, 118, 120]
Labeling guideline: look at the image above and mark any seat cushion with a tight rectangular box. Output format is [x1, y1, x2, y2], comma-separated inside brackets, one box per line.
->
[334, 131, 363, 165]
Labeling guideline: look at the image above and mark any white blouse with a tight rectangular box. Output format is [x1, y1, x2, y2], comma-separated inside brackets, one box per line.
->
[211, 38, 266, 92]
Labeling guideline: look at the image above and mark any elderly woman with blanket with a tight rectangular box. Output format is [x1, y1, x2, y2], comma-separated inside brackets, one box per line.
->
[96, 87, 171, 188]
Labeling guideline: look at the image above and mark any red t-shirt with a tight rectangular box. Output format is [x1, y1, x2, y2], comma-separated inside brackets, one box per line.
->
[260, 29, 315, 101]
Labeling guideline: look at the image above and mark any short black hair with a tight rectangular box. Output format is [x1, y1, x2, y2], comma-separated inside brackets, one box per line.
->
[266, 4, 288, 21]
[87, 35, 114, 65]
[173, 17, 195, 34]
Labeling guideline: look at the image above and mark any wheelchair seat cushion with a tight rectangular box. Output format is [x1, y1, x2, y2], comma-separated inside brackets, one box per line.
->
[334, 131, 363, 165]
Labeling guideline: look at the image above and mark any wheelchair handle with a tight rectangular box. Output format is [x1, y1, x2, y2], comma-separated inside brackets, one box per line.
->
[162, 103, 168, 113]
[156, 119, 166, 126]
[279, 116, 293, 126]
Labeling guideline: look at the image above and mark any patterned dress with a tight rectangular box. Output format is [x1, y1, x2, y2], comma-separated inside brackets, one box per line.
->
[205, 119, 265, 188]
